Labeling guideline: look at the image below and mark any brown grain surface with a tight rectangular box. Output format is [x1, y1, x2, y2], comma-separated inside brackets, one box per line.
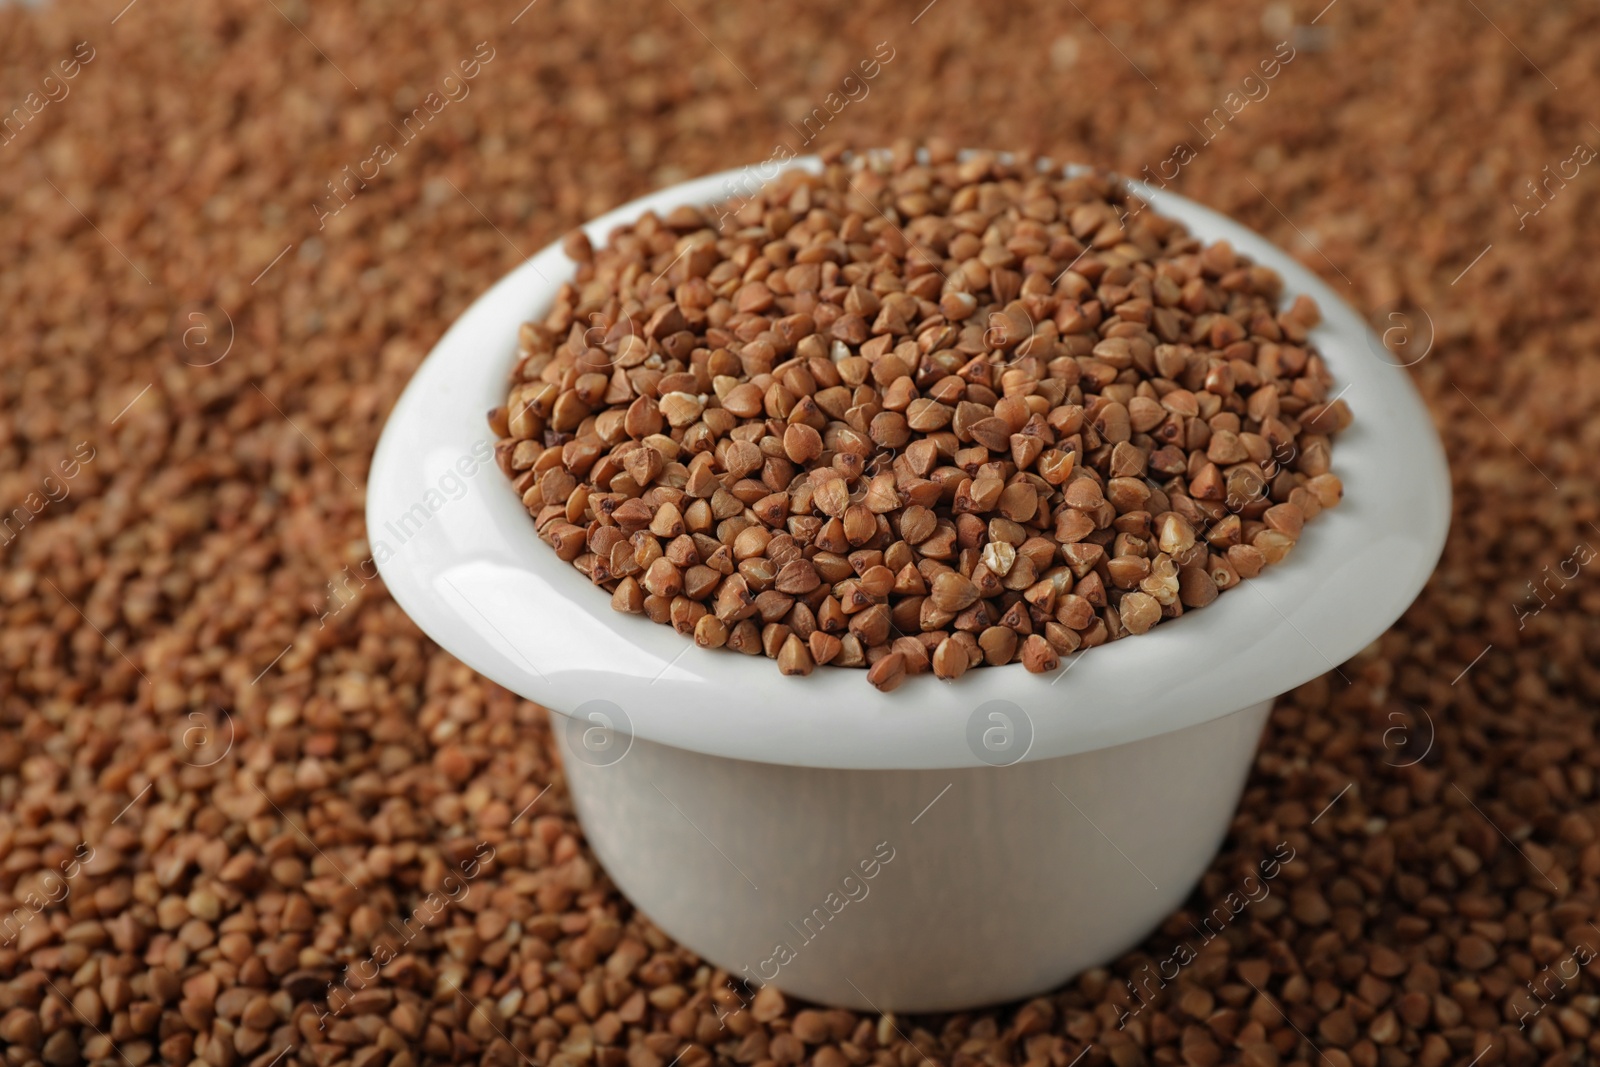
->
[2, 0, 1599, 1065]
[498, 151, 1349, 683]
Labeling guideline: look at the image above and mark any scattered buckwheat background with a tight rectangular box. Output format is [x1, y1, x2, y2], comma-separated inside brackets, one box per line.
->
[1, 0, 1597, 1066]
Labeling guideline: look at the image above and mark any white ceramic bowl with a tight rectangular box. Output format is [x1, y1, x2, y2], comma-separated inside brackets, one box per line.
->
[368, 156, 1450, 1012]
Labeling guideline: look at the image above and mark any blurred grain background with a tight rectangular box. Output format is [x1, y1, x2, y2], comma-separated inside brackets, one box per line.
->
[2, 1, 1599, 1065]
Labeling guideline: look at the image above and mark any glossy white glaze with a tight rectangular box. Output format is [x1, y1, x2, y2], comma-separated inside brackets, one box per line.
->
[557, 698, 1275, 1012]
[367, 156, 1450, 772]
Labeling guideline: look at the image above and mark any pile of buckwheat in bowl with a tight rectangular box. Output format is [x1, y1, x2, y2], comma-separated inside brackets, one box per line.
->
[489, 149, 1351, 689]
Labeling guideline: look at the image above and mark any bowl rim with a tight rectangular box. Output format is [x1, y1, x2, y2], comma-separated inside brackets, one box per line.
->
[366, 153, 1451, 771]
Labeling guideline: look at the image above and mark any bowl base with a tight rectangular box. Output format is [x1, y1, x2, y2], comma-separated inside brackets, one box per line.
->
[557, 697, 1275, 1013]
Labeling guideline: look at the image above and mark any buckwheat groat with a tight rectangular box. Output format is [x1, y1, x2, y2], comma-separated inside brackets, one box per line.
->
[492, 150, 1349, 687]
